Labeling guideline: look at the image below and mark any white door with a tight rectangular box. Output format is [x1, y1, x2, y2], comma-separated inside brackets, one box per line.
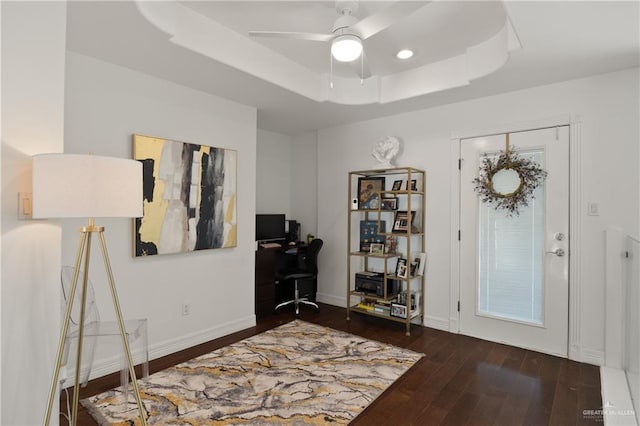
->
[459, 126, 569, 357]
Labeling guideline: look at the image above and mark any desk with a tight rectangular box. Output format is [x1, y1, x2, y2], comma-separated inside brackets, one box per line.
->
[255, 243, 316, 318]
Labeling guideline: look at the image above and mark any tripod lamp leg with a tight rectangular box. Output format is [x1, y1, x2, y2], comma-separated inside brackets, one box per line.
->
[43, 231, 88, 426]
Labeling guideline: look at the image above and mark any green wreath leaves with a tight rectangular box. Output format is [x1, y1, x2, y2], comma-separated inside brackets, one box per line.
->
[473, 146, 547, 216]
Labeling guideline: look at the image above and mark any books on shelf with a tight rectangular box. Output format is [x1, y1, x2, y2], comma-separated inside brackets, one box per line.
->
[356, 302, 375, 311]
[356, 302, 391, 315]
[374, 303, 391, 314]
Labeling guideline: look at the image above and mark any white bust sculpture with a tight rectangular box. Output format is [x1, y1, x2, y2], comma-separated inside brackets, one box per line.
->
[372, 136, 401, 168]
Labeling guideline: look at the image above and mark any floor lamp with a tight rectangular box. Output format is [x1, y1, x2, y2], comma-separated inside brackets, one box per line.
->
[33, 154, 148, 426]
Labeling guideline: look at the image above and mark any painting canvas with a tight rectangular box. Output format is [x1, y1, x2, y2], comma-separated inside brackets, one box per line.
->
[133, 134, 237, 256]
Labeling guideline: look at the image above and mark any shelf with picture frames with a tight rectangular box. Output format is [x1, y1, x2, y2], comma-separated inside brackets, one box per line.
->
[347, 166, 426, 335]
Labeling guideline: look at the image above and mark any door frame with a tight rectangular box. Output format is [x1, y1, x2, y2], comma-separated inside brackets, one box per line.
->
[449, 114, 585, 362]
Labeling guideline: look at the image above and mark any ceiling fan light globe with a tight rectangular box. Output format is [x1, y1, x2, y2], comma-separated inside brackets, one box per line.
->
[331, 35, 362, 62]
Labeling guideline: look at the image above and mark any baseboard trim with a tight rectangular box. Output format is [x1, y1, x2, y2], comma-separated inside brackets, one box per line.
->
[582, 348, 605, 366]
[568, 344, 605, 366]
[569, 344, 582, 362]
[424, 315, 449, 331]
[600, 366, 638, 425]
[69, 315, 257, 386]
[316, 292, 346, 307]
[449, 317, 459, 333]
[149, 315, 257, 361]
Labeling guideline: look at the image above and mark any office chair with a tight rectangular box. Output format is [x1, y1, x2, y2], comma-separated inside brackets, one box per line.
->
[275, 238, 323, 315]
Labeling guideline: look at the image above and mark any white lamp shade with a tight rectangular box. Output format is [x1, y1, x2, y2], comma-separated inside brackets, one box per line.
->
[32, 154, 143, 218]
[331, 35, 363, 62]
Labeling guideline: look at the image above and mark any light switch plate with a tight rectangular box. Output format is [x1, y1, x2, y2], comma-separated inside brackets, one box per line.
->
[18, 192, 32, 220]
[587, 202, 599, 216]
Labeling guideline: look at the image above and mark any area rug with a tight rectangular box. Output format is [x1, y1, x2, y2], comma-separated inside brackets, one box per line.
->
[82, 320, 423, 425]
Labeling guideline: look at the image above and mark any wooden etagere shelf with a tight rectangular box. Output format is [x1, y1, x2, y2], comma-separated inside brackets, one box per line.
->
[348, 251, 398, 258]
[346, 167, 426, 335]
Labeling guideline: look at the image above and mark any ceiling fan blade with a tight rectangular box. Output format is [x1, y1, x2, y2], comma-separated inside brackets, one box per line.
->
[248, 31, 334, 42]
[351, 1, 429, 40]
[349, 51, 372, 80]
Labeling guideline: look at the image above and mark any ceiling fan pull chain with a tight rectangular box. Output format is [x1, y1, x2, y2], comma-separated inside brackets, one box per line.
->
[330, 50, 334, 89]
[360, 53, 364, 85]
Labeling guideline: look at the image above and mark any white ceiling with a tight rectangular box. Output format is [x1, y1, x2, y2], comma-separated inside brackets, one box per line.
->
[180, 1, 508, 77]
[65, 1, 639, 135]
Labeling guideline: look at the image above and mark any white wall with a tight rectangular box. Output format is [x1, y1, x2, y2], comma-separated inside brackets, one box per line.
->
[291, 131, 318, 240]
[1, 2, 67, 424]
[256, 129, 291, 216]
[62, 52, 257, 376]
[255, 129, 318, 239]
[316, 68, 639, 365]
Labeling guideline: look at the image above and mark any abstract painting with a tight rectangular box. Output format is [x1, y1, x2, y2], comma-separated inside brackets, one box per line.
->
[133, 134, 237, 256]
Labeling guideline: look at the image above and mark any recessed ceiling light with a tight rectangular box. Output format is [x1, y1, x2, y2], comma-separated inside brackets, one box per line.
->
[396, 49, 414, 60]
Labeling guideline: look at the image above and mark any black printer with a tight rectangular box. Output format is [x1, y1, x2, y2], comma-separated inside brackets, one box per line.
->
[355, 271, 400, 298]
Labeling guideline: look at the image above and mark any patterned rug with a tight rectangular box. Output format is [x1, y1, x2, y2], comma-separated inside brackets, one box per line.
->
[82, 320, 423, 425]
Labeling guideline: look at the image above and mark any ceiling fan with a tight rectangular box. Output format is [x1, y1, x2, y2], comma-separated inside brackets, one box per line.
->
[248, 1, 426, 80]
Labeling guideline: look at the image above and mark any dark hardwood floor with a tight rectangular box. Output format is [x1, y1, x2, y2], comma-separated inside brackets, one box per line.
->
[62, 303, 602, 425]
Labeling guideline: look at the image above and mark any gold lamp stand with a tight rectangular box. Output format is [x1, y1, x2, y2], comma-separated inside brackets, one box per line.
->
[43, 219, 147, 425]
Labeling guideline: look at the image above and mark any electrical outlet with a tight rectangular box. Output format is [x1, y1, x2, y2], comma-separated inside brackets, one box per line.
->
[181, 303, 191, 316]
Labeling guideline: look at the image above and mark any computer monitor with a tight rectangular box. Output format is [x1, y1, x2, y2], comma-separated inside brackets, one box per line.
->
[256, 214, 286, 242]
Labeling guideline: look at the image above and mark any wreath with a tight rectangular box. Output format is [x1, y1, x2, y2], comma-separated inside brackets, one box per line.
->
[473, 145, 547, 216]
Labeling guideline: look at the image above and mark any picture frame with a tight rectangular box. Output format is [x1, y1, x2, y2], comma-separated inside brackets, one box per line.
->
[398, 290, 419, 310]
[410, 260, 419, 277]
[391, 180, 403, 191]
[385, 235, 398, 254]
[417, 252, 426, 276]
[380, 197, 398, 210]
[397, 264, 408, 279]
[369, 243, 385, 255]
[395, 257, 407, 278]
[360, 220, 386, 252]
[390, 303, 408, 319]
[392, 210, 416, 232]
[409, 179, 418, 191]
[358, 177, 385, 209]
[409, 252, 425, 277]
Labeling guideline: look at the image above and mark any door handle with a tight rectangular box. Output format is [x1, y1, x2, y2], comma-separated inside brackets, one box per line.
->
[546, 248, 565, 257]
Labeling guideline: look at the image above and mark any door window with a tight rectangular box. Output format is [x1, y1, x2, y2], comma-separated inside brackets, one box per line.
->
[478, 149, 545, 325]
